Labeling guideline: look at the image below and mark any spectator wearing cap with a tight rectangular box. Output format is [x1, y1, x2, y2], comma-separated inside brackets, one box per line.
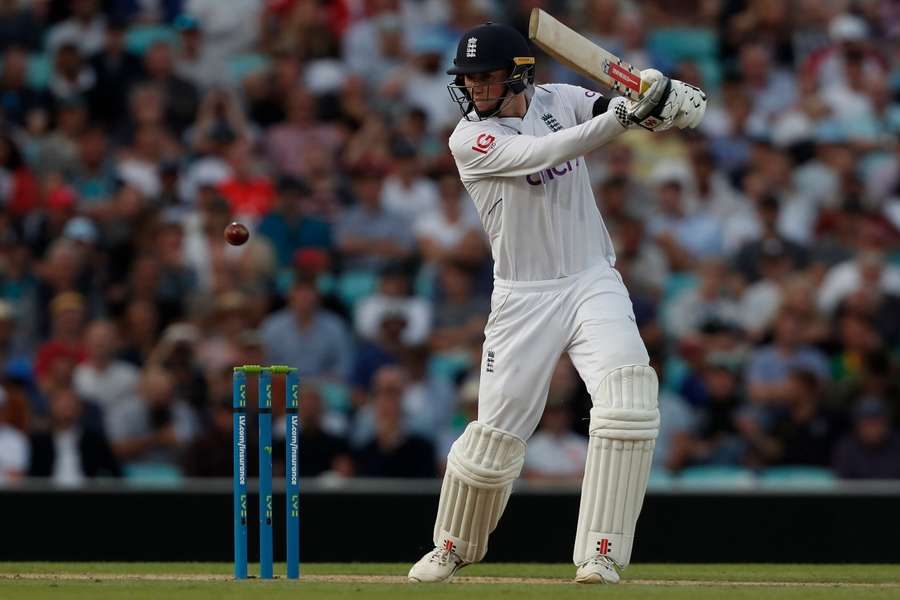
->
[45, 0, 106, 57]
[522, 357, 589, 481]
[28, 385, 120, 483]
[355, 265, 431, 347]
[745, 309, 829, 404]
[738, 369, 843, 468]
[87, 16, 143, 128]
[0, 385, 28, 481]
[257, 177, 332, 269]
[351, 365, 436, 478]
[265, 86, 343, 180]
[73, 319, 141, 421]
[832, 398, 900, 479]
[260, 275, 354, 381]
[336, 168, 415, 273]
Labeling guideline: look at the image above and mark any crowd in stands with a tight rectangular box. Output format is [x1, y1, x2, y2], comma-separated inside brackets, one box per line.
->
[0, 0, 898, 485]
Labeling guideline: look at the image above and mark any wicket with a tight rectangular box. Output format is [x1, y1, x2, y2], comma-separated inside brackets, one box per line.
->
[232, 365, 300, 580]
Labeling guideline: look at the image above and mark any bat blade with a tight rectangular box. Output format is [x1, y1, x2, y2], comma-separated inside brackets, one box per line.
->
[528, 8, 650, 100]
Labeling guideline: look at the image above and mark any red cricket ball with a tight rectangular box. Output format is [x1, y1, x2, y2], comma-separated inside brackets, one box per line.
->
[224, 222, 250, 246]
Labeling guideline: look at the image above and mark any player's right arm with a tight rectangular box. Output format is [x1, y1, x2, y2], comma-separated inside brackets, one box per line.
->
[449, 100, 631, 180]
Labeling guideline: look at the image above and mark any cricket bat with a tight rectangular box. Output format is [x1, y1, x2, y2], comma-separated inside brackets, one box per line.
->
[528, 8, 651, 100]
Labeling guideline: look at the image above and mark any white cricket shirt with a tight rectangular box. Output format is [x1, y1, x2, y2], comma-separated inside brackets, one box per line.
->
[449, 84, 626, 281]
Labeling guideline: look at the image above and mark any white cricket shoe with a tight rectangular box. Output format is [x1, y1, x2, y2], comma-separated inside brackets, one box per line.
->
[574, 555, 621, 584]
[408, 545, 468, 583]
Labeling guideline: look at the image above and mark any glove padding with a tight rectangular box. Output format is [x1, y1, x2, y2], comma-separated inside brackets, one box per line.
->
[671, 81, 707, 129]
[623, 69, 707, 131]
[625, 68, 677, 131]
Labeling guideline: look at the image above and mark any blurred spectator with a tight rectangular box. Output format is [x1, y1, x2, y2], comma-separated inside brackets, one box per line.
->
[647, 165, 723, 263]
[687, 356, 747, 466]
[833, 398, 900, 480]
[46, 0, 107, 57]
[106, 366, 198, 468]
[274, 383, 353, 478]
[352, 365, 436, 478]
[665, 260, 740, 340]
[739, 369, 842, 467]
[355, 265, 431, 347]
[429, 261, 488, 353]
[745, 309, 829, 404]
[817, 251, 900, 315]
[0, 385, 28, 481]
[257, 177, 332, 269]
[261, 275, 354, 380]
[181, 365, 245, 477]
[414, 173, 484, 266]
[34, 292, 87, 379]
[335, 169, 415, 272]
[73, 319, 140, 418]
[265, 86, 343, 179]
[87, 17, 143, 128]
[379, 141, 439, 222]
[0, 47, 50, 128]
[28, 386, 120, 483]
[139, 40, 200, 134]
[523, 358, 588, 481]
[0, 2, 46, 50]
[737, 239, 792, 339]
[47, 42, 96, 106]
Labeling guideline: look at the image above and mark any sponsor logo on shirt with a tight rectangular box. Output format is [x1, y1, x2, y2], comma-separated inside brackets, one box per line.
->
[471, 133, 496, 155]
[525, 158, 579, 186]
[485, 350, 495, 373]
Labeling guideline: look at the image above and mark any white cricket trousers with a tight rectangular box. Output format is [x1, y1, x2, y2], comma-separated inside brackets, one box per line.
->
[478, 261, 650, 440]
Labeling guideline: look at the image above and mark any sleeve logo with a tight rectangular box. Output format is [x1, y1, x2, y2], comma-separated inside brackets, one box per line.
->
[471, 133, 495, 155]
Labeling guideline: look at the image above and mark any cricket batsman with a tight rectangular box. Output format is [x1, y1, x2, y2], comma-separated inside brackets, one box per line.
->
[408, 22, 706, 584]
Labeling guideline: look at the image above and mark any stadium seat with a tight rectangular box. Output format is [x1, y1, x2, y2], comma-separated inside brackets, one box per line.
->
[428, 352, 471, 383]
[758, 466, 837, 489]
[125, 25, 177, 55]
[677, 465, 756, 488]
[334, 270, 378, 309]
[123, 463, 183, 486]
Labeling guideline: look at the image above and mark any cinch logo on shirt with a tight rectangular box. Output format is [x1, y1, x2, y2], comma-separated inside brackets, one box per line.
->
[526, 158, 579, 186]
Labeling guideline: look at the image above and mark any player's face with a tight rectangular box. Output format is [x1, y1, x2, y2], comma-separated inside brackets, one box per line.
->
[463, 68, 510, 112]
